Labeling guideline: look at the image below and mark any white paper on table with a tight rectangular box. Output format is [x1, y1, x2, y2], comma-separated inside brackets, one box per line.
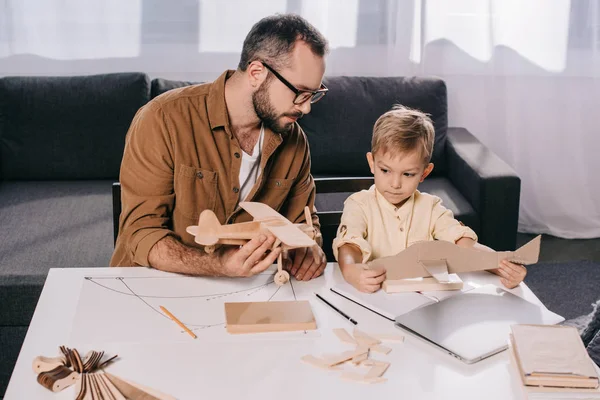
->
[69, 271, 320, 345]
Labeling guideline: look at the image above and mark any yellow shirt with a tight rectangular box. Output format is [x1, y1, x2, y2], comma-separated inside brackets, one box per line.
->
[332, 186, 478, 263]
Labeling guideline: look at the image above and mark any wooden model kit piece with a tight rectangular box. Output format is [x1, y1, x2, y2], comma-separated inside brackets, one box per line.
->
[33, 346, 174, 399]
[224, 300, 317, 334]
[187, 202, 319, 286]
[369, 235, 542, 293]
[301, 328, 404, 384]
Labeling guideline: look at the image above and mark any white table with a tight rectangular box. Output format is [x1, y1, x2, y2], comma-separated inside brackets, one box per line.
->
[5, 264, 552, 399]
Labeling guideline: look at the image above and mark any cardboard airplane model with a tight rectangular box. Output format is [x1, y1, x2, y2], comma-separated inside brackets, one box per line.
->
[186, 202, 318, 286]
[368, 235, 542, 293]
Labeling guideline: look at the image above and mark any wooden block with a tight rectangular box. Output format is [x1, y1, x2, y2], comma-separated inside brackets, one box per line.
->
[224, 300, 317, 334]
[362, 359, 390, 368]
[370, 344, 392, 355]
[333, 328, 358, 345]
[371, 333, 405, 343]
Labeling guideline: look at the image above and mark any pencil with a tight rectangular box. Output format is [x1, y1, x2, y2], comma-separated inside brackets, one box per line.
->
[159, 306, 197, 339]
[315, 293, 358, 325]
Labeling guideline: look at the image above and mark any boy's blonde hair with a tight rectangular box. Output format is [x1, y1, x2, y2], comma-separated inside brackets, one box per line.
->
[371, 105, 435, 164]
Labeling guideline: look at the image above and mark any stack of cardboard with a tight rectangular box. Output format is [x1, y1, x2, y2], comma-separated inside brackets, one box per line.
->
[509, 324, 600, 399]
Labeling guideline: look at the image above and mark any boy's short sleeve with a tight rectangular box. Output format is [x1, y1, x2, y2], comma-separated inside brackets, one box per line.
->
[431, 197, 478, 243]
[332, 197, 372, 263]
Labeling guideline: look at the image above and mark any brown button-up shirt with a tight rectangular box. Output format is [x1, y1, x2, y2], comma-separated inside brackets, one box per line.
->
[110, 70, 320, 267]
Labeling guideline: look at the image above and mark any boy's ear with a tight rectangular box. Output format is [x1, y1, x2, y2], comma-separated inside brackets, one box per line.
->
[420, 163, 434, 182]
[366, 152, 375, 175]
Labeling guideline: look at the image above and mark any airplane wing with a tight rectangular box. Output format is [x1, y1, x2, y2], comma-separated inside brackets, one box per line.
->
[265, 224, 317, 248]
[239, 202, 291, 224]
[239, 202, 316, 248]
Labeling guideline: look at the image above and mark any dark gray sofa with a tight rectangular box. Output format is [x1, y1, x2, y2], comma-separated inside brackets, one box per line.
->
[0, 73, 151, 396]
[0, 72, 520, 397]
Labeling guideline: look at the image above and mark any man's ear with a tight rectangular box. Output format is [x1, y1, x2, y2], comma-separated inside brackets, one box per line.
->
[246, 61, 267, 88]
[420, 163, 434, 182]
[366, 152, 375, 175]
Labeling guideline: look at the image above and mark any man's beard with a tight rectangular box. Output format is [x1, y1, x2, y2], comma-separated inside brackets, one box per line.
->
[252, 83, 302, 135]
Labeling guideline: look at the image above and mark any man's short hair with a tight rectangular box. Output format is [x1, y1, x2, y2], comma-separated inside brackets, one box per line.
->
[372, 105, 435, 164]
[238, 14, 329, 71]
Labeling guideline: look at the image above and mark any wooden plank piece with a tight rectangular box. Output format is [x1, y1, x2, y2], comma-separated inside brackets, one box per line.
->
[301, 355, 340, 370]
[365, 363, 390, 379]
[225, 300, 317, 334]
[99, 374, 127, 400]
[353, 328, 380, 347]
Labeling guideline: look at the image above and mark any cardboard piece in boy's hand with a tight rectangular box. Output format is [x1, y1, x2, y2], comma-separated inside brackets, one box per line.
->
[369, 235, 541, 293]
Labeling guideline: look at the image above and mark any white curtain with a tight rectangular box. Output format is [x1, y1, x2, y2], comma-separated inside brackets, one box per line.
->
[1, 0, 599, 238]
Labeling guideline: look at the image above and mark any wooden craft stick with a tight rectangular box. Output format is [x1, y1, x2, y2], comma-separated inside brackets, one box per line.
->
[351, 352, 369, 365]
[301, 355, 340, 370]
[160, 306, 197, 339]
[74, 374, 84, 400]
[99, 374, 127, 400]
[365, 363, 390, 378]
[325, 347, 369, 367]
[341, 372, 387, 384]
[332, 328, 358, 345]
[87, 373, 104, 400]
[353, 328, 380, 347]
[370, 344, 392, 355]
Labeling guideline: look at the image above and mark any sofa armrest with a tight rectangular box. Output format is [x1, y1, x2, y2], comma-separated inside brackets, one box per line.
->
[445, 127, 521, 250]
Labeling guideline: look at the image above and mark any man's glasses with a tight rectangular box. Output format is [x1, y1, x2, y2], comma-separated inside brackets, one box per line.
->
[258, 61, 328, 105]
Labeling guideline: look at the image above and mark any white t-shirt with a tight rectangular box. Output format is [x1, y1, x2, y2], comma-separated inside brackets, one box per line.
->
[238, 124, 264, 201]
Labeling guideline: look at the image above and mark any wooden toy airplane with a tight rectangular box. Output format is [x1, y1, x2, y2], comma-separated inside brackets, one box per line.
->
[368, 235, 542, 293]
[186, 202, 319, 285]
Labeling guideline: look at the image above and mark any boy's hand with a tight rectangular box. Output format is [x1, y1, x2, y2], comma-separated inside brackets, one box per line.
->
[342, 264, 386, 293]
[492, 259, 527, 289]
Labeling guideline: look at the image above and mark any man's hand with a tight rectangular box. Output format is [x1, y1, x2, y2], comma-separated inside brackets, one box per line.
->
[284, 246, 327, 281]
[491, 259, 527, 289]
[342, 264, 386, 293]
[218, 234, 281, 277]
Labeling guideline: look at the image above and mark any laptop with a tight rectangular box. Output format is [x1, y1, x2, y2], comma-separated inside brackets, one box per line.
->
[394, 284, 564, 364]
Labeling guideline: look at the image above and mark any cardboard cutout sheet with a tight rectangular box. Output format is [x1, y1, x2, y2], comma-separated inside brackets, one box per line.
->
[369, 235, 541, 281]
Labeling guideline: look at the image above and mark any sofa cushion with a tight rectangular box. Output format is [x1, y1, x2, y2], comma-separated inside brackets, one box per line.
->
[0, 73, 150, 180]
[0, 181, 114, 325]
[151, 78, 199, 99]
[299, 76, 448, 177]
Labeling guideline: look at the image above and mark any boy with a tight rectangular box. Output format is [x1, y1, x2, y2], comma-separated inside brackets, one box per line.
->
[333, 105, 526, 293]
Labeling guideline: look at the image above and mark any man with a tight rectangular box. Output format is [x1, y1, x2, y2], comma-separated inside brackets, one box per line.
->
[110, 14, 329, 282]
